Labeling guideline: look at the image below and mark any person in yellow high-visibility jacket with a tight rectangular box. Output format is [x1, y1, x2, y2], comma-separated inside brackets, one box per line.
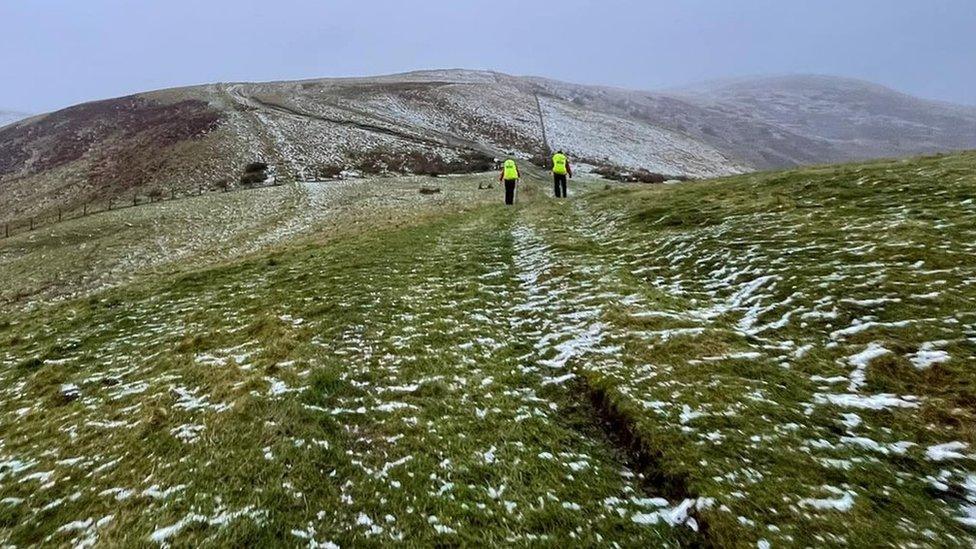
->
[551, 150, 572, 198]
[499, 158, 520, 205]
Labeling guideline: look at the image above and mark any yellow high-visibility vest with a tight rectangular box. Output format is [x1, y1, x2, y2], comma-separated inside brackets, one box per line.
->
[552, 153, 568, 175]
[503, 159, 519, 180]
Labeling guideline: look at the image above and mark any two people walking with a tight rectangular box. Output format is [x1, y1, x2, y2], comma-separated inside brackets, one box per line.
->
[498, 150, 573, 206]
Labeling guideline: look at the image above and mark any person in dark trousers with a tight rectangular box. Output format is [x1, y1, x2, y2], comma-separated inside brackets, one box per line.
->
[551, 150, 572, 198]
[499, 158, 520, 205]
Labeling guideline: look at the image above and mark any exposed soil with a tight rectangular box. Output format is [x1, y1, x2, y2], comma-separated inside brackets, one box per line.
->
[565, 378, 710, 546]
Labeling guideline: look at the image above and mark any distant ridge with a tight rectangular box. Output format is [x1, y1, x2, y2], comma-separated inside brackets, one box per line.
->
[2, 70, 976, 219]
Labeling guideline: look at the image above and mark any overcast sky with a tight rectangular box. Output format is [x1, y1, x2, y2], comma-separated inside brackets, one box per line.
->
[2, 0, 975, 113]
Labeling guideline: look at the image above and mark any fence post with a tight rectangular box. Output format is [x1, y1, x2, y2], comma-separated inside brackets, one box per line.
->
[30, 218, 35, 231]
[133, 194, 137, 207]
[109, 198, 113, 211]
[84, 203, 88, 216]
[4, 223, 7, 238]
[58, 208, 62, 223]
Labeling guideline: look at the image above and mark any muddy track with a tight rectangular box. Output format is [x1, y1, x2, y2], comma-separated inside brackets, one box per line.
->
[508, 210, 715, 544]
[548, 375, 711, 546]
[583, 383, 711, 547]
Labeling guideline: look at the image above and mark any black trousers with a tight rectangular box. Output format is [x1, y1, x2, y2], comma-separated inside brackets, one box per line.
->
[553, 173, 568, 197]
[504, 179, 517, 205]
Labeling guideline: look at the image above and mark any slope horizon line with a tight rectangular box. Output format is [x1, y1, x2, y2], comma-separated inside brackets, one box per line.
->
[7, 68, 974, 119]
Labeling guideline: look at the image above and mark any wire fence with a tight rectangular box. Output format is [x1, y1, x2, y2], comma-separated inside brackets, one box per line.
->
[1, 181, 287, 240]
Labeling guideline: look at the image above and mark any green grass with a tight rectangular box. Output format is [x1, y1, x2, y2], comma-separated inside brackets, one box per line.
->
[0, 173, 504, 309]
[1, 153, 975, 546]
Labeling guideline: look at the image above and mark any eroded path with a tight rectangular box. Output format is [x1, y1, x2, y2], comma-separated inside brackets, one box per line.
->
[508, 185, 976, 546]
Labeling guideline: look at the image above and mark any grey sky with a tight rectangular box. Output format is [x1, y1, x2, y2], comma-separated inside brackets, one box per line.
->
[2, 0, 975, 113]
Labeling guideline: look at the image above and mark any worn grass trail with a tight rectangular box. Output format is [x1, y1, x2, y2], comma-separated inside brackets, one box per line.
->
[0, 196, 694, 547]
[532, 154, 976, 547]
[2, 153, 976, 547]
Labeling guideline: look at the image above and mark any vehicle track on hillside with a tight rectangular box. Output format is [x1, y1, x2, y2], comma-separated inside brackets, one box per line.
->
[225, 84, 500, 158]
[275, 204, 699, 544]
[505, 204, 717, 539]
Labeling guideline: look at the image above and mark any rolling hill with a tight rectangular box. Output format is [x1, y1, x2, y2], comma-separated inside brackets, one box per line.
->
[669, 74, 976, 162]
[2, 70, 976, 222]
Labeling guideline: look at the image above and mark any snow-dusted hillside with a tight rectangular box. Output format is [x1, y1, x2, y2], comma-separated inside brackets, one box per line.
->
[538, 96, 738, 178]
[529, 74, 976, 169]
[3, 70, 976, 220]
[0, 70, 749, 220]
[215, 70, 744, 179]
[669, 75, 976, 160]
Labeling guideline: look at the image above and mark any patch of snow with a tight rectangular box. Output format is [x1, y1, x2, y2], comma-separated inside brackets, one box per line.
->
[909, 342, 950, 370]
[813, 393, 919, 410]
[925, 442, 969, 462]
[799, 490, 856, 512]
[846, 343, 891, 392]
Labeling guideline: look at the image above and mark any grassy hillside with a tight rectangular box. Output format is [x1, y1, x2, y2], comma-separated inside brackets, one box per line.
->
[0, 70, 745, 222]
[1, 152, 974, 547]
[0, 174, 505, 309]
[8, 70, 976, 225]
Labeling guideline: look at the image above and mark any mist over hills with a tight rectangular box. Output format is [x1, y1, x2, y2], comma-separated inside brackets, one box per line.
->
[669, 74, 976, 162]
[0, 111, 30, 128]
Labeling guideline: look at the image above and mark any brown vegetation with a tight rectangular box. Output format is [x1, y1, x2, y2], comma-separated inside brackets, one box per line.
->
[350, 149, 494, 176]
[0, 96, 220, 181]
[593, 166, 690, 184]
